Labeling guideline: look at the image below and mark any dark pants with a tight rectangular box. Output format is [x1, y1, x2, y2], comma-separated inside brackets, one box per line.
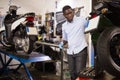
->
[67, 47, 87, 80]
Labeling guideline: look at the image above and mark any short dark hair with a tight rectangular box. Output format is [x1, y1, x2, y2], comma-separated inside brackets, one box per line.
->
[62, 5, 72, 13]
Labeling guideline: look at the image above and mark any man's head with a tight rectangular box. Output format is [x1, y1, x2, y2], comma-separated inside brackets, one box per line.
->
[62, 5, 74, 22]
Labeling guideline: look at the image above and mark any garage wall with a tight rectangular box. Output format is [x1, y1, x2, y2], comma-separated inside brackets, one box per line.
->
[0, 0, 56, 14]
[0, 0, 91, 24]
[0, 0, 56, 24]
[56, 0, 91, 16]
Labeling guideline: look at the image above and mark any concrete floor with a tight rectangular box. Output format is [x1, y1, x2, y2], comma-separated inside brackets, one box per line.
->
[0, 66, 120, 80]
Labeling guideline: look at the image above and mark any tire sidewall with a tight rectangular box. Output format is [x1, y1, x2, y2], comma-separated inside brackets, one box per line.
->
[97, 27, 120, 77]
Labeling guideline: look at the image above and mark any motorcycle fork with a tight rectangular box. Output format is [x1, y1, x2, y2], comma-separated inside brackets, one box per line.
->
[19, 25, 27, 38]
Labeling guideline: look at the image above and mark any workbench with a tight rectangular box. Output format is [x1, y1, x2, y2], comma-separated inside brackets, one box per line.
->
[35, 41, 65, 80]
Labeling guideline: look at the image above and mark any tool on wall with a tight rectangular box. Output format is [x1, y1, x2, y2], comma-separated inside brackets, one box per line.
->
[8, 0, 12, 6]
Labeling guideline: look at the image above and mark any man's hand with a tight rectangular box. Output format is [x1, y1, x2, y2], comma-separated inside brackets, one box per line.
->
[58, 42, 63, 49]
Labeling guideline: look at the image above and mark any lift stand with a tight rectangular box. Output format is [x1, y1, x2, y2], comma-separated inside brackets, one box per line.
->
[0, 46, 51, 80]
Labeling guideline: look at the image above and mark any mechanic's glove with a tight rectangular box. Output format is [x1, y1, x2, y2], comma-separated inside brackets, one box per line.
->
[58, 42, 63, 49]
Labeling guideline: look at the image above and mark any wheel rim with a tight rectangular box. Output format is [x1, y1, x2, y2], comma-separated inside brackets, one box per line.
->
[110, 33, 120, 67]
[22, 37, 30, 52]
[13, 36, 30, 53]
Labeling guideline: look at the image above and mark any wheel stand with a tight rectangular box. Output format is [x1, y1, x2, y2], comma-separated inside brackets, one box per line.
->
[79, 56, 103, 79]
[0, 47, 51, 80]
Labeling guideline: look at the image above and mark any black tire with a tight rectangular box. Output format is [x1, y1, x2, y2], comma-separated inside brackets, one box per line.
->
[26, 36, 33, 54]
[97, 27, 120, 78]
[20, 36, 33, 54]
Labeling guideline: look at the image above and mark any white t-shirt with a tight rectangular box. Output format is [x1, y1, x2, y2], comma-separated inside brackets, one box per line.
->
[62, 16, 88, 55]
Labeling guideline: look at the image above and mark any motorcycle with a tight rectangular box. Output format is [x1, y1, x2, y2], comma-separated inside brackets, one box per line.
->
[0, 5, 36, 54]
[89, 0, 120, 78]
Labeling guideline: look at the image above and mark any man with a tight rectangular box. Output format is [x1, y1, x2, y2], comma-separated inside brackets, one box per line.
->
[59, 5, 89, 80]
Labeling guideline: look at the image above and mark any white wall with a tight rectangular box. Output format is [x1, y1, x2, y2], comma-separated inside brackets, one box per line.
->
[0, 0, 56, 24]
[56, 0, 91, 17]
[0, 0, 91, 24]
[0, 0, 56, 14]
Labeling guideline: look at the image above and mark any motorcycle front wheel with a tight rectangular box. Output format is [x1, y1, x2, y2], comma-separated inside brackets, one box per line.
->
[13, 35, 33, 54]
[97, 27, 120, 78]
